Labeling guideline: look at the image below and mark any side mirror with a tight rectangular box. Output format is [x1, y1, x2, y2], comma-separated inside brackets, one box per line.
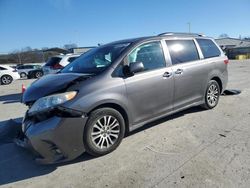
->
[129, 62, 144, 74]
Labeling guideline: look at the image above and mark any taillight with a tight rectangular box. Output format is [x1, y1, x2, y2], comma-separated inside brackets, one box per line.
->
[22, 84, 26, 94]
[224, 59, 229, 64]
[52, 63, 63, 69]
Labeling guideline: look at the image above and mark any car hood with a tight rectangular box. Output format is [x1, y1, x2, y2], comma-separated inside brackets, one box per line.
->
[22, 73, 91, 103]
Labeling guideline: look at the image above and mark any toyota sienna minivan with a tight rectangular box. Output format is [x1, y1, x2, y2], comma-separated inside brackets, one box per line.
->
[17, 32, 228, 164]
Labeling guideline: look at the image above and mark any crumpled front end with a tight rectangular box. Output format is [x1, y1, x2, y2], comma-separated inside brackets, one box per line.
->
[16, 107, 88, 164]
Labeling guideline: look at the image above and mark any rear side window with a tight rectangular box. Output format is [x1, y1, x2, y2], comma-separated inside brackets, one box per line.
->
[196, 39, 221, 58]
[45, 57, 62, 66]
[166, 40, 199, 65]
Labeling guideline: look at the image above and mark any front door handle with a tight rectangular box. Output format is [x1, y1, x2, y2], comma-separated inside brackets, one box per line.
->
[163, 72, 172, 78]
[175, 69, 183, 75]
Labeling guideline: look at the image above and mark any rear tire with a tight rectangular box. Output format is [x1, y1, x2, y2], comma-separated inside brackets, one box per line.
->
[1, 75, 13, 85]
[201, 80, 220, 109]
[83, 108, 125, 156]
[20, 72, 26, 78]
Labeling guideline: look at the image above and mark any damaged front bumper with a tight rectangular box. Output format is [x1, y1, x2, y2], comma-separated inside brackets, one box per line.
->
[15, 107, 88, 164]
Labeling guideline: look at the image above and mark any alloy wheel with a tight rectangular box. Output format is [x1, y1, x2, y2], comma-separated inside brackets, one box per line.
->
[1, 75, 12, 84]
[207, 84, 219, 107]
[91, 115, 120, 149]
[35, 72, 42, 78]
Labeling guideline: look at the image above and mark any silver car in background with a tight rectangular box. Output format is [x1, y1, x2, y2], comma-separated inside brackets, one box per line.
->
[16, 64, 42, 78]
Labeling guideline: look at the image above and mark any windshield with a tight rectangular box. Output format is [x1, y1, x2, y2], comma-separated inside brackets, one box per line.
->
[61, 43, 130, 74]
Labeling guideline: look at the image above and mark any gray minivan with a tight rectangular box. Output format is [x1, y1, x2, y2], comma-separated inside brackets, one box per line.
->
[18, 33, 228, 164]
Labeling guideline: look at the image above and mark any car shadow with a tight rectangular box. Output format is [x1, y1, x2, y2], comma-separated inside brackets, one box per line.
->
[0, 88, 241, 186]
[0, 93, 22, 104]
[0, 106, 204, 186]
[0, 118, 23, 144]
[127, 106, 205, 136]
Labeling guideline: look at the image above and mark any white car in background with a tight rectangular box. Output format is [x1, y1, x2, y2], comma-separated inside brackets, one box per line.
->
[43, 54, 80, 75]
[0, 65, 20, 85]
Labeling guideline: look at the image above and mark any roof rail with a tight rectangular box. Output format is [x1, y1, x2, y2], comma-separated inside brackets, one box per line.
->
[158, 32, 205, 37]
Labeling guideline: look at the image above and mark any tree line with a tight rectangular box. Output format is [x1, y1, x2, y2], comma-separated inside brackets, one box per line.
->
[0, 44, 77, 65]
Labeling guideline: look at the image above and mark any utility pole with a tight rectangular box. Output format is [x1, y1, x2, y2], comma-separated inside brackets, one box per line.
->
[17, 52, 22, 64]
[187, 22, 191, 33]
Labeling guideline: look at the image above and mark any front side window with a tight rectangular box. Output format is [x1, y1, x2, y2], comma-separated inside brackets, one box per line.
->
[17, 66, 24, 69]
[62, 42, 130, 74]
[26, 65, 33, 69]
[166, 40, 199, 65]
[196, 39, 221, 58]
[127, 41, 166, 71]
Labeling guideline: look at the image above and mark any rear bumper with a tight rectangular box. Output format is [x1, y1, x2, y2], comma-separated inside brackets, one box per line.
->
[17, 113, 88, 164]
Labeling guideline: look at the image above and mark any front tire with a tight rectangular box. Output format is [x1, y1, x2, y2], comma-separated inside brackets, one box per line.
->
[84, 108, 125, 156]
[35, 71, 43, 78]
[201, 80, 220, 109]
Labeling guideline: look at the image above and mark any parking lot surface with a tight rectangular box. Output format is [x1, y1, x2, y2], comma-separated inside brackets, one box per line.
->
[0, 60, 250, 188]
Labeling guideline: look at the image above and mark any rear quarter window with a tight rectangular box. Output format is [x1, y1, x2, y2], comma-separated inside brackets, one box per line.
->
[196, 39, 221, 58]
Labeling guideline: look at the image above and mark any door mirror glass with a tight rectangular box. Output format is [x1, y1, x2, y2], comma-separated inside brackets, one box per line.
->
[129, 62, 144, 74]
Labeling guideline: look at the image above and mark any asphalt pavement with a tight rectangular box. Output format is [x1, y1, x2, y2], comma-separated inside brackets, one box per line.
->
[0, 60, 250, 188]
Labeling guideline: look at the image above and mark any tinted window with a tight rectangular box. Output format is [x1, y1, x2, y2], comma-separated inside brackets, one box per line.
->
[45, 57, 62, 66]
[0, 66, 7, 70]
[17, 65, 24, 69]
[34, 65, 41, 69]
[128, 42, 166, 71]
[25, 65, 33, 69]
[62, 43, 130, 74]
[196, 39, 221, 58]
[166, 40, 199, 65]
[68, 57, 78, 63]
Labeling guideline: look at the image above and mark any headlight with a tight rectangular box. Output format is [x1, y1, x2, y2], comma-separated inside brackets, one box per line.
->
[28, 91, 77, 114]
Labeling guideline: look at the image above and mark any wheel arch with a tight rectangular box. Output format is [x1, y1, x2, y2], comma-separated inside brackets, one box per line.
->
[1, 74, 12, 78]
[88, 103, 130, 133]
[210, 76, 223, 93]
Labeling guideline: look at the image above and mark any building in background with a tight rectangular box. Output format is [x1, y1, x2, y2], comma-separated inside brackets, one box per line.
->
[69, 46, 96, 54]
[215, 38, 250, 59]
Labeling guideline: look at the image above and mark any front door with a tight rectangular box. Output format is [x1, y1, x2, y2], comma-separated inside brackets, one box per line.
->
[124, 41, 174, 124]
